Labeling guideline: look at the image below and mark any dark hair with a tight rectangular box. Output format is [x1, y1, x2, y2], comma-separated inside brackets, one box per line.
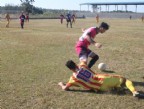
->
[99, 22, 109, 30]
[65, 60, 77, 70]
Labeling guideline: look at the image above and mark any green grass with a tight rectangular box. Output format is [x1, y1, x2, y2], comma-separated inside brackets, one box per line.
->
[0, 18, 144, 109]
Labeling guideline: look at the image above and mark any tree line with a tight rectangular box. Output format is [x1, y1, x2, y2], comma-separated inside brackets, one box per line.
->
[0, 4, 43, 14]
[0, 0, 79, 15]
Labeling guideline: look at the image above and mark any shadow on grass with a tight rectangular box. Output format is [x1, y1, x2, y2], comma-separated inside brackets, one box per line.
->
[67, 89, 130, 95]
[67, 89, 97, 93]
[133, 81, 144, 87]
[102, 70, 116, 73]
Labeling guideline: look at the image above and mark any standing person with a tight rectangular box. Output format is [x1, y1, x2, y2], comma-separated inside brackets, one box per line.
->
[129, 15, 132, 20]
[75, 22, 109, 68]
[60, 14, 65, 24]
[19, 13, 25, 29]
[141, 15, 144, 22]
[58, 60, 144, 99]
[96, 14, 99, 23]
[26, 13, 29, 22]
[5, 12, 10, 28]
[72, 13, 76, 24]
[66, 12, 72, 28]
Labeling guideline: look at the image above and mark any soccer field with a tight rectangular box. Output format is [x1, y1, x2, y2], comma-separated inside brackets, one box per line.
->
[1, 18, 144, 109]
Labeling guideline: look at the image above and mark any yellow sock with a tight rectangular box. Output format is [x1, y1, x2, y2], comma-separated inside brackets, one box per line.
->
[125, 79, 136, 93]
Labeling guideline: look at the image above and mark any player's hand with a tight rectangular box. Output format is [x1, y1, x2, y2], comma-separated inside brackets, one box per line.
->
[95, 43, 102, 48]
[58, 82, 63, 86]
[81, 28, 86, 32]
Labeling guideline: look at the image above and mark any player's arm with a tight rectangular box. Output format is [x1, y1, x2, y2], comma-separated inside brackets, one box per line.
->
[58, 82, 71, 91]
[81, 28, 86, 32]
[86, 33, 96, 44]
[80, 62, 97, 74]
[86, 33, 102, 48]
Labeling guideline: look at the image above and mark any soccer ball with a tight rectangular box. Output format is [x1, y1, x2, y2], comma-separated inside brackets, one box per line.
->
[98, 63, 107, 71]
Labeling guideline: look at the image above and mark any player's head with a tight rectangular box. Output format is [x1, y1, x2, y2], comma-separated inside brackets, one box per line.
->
[67, 11, 70, 14]
[99, 22, 109, 33]
[66, 60, 78, 71]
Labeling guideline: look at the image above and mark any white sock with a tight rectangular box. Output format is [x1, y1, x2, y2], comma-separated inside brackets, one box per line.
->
[133, 91, 139, 96]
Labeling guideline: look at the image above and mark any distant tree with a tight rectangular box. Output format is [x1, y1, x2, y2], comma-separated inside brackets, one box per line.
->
[20, 0, 35, 3]
[33, 7, 43, 14]
[3, 4, 23, 13]
[20, 0, 35, 13]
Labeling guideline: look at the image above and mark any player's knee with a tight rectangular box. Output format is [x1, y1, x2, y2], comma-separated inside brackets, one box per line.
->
[79, 55, 88, 62]
[93, 55, 99, 61]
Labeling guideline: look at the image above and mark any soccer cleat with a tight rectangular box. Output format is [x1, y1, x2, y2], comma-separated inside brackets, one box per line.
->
[134, 92, 144, 99]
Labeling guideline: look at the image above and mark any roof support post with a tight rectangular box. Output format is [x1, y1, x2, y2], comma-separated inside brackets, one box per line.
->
[125, 5, 127, 12]
[100, 5, 101, 12]
[135, 5, 137, 12]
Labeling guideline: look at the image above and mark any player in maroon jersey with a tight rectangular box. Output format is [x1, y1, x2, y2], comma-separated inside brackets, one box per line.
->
[19, 12, 25, 29]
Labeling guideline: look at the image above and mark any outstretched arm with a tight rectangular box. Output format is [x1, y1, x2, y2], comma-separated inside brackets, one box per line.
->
[58, 82, 70, 91]
[81, 28, 86, 32]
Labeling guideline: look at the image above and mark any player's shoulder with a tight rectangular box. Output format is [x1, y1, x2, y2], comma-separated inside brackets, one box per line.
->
[88, 27, 97, 31]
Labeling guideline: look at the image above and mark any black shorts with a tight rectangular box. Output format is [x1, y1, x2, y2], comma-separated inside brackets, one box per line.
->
[66, 19, 71, 22]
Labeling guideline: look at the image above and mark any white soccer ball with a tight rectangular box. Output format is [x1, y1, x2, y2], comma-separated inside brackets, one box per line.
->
[98, 63, 107, 71]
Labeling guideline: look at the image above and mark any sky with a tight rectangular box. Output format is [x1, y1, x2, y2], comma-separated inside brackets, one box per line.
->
[0, 0, 144, 12]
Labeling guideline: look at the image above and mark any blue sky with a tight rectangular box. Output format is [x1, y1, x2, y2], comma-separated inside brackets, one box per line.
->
[0, 0, 144, 12]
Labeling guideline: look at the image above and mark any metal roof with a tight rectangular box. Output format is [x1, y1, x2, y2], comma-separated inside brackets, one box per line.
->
[80, 2, 144, 5]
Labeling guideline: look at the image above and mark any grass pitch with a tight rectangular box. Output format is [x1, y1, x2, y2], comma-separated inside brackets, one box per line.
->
[0, 18, 144, 109]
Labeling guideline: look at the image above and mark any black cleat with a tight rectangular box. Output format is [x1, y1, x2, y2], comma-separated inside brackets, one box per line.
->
[134, 93, 144, 99]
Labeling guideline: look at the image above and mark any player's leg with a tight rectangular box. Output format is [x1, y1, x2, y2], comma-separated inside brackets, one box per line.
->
[23, 22, 24, 28]
[6, 21, 8, 27]
[76, 46, 88, 65]
[6, 20, 9, 28]
[66, 20, 69, 28]
[21, 23, 22, 28]
[62, 19, 63, 24]
[88, 50, 99, 68]
[124, 79, 144, 98]
[60, 18, 62, 24]
[120, 78, 144, 99]
[73, 18, 75, 23]
[99, 75, 123, 91]
[21, 22, 24, 28]
[70, 20, 72, 28]
[7, 20, 10, 27]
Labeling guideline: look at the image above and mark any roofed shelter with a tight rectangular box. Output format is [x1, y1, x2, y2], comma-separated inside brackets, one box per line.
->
[80, 2, 144, 12]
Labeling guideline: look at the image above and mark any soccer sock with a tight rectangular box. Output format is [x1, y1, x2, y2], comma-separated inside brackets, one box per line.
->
[88, 55, 99, 68]
[125, 79, 136, 94]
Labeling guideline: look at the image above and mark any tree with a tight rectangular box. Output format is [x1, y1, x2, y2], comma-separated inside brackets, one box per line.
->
[20, 0, 35, 3]
[20, 0, 35, 13]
